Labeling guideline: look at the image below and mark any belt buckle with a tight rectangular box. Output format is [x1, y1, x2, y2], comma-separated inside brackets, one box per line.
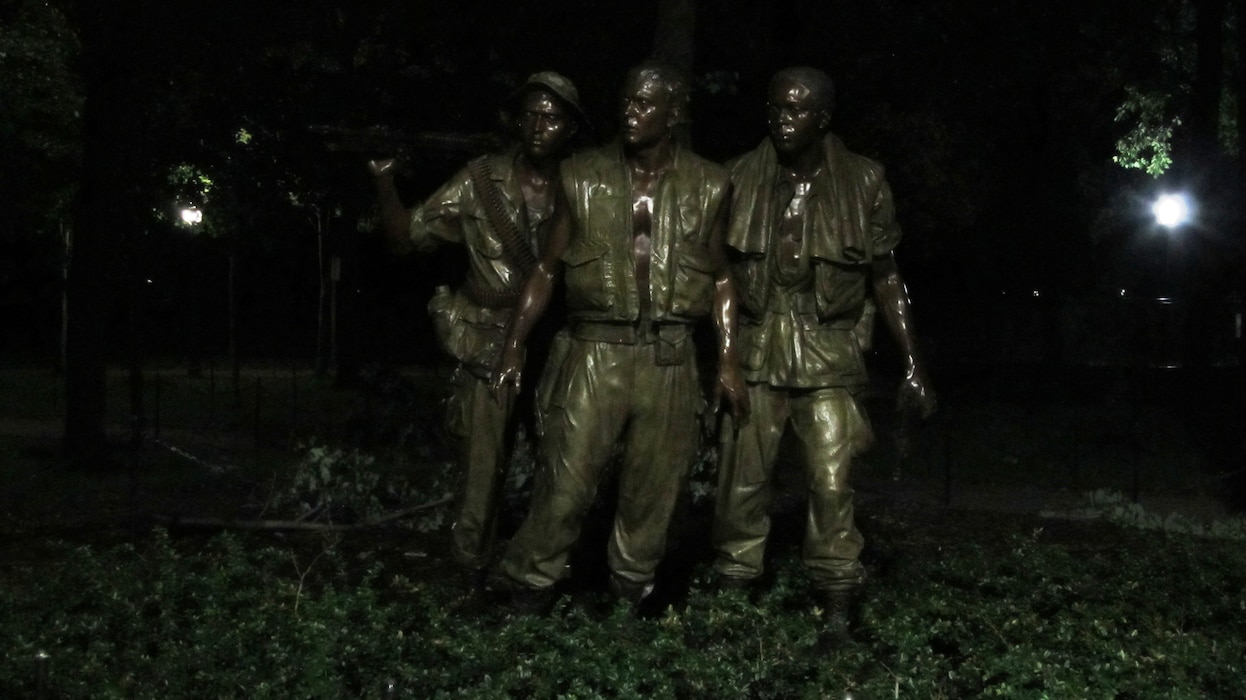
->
[637, 321, 658, 344]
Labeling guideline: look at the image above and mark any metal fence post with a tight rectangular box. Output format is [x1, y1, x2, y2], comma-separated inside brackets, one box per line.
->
[153, 374, 161, 440]
[254, 376, 262, 448]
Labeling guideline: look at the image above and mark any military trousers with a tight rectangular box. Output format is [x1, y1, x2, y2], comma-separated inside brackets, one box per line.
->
[445, 365, 519, 570]
[499, 334, 702, 600]
[712, 384, 873, 591]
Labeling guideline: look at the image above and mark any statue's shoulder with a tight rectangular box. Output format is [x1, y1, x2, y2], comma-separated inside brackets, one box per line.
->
[559, 145, 624, 190]
[673, 148, 730, 190]
[725, 139, 772, 181]
[566, 144, 619, 170]
[483, 149, 513, 168]
[827, 135, 886, 182]
[479, 148, 521, 180]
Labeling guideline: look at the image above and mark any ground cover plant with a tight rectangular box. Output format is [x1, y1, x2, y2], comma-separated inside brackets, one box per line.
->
[3, 364, 1244, 698]
[3, 497, 1245, 698]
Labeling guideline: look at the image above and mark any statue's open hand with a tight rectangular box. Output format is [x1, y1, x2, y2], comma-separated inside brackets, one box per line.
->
[491, 345, 524, 401]
[368, 158, 397, 178]
[897, 366, 937, 419]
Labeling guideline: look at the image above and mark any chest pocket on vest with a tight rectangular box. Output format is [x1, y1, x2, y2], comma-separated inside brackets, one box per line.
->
[464, 203, 505, 259]
[668, 248, 715, 319]
[729, 256, 768, 319]
[562, 241, 612, 312]
[814, 261, 869, 321]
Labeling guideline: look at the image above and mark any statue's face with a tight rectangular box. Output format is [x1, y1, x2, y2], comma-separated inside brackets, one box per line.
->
[517, 90, 575, 161]
[619, 75, 674, 150]
[767, 78, 829, 157]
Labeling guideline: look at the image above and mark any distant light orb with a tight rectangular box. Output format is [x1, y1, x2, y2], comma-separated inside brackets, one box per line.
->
[180, 207, 203, 225]
[1151, 193, 1189, 228]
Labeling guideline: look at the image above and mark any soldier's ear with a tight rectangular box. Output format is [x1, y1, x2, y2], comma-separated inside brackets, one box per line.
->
[818, 110, 832, 131]
[667, 103, 685, 131]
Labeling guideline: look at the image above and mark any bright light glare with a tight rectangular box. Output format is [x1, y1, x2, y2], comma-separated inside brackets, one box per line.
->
[180, 207, 203, 225]
[1151, 193, 1189, 228]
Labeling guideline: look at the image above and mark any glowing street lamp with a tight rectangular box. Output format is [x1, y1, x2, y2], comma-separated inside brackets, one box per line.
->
[1151, 193, 1190, 229]
[180, 206, 203, 225]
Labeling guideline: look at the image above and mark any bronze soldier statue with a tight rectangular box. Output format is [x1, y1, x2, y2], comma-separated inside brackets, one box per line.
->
[711, 66, 937, 637]
[492, 62, 750, 610]
[369, 72, 587, 582]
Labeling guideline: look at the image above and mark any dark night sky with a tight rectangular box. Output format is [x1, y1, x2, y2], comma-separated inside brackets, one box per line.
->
[2, 0, 1243, 368]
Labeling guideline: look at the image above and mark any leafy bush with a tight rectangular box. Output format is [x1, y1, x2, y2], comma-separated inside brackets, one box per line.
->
[278, 444, 454, 531]
[3, 509, 1244, 698]
[1053, 488, 1246, 541]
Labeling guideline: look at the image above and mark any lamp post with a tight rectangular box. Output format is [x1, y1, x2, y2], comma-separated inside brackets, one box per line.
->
[179, 205, 206, 377]
[1151, 193, 1191, 297]
[1151, 193, 1192, 368]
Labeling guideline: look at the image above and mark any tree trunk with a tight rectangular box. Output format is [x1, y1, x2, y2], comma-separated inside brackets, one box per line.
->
[1189, 0, 1227, 157]
[57, 221, 71, 374]
[315, 207, 332, 376]
[652, 0, 696, 73]
[229, 251, 241, 395]
[65, 4, 148, 468]
[651, 0, 697, 147]
[1237, 0, 1246, 185]
[127, 255, 144, 448]
[1174, 0, 1232, 367]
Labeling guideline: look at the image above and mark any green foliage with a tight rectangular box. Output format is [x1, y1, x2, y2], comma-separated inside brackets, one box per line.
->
[1113, 86, 1181, 176]
[867, 524, 1246, 697]
[0, 0, 82, 235]
[504, 425, 539, 507]
[0, 0, 83, 163]
[1069, 489, 1246, 540]
[1, 530, 406, 698]
[1108, 0, 1243, 174]
[277, 443, 454, 531]
[3, 512, 1244, 698]
[686, 446, 718, 505]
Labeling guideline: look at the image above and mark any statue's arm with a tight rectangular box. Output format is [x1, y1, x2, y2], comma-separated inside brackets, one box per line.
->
[368, 158, 417, 254]
[491, 197, 569, 396]
[710, 192, 750, 422]
[871, 253, 936, 417]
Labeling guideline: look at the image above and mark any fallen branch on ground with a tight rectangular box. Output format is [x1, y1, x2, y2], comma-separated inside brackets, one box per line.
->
[153, 495, 454, 532]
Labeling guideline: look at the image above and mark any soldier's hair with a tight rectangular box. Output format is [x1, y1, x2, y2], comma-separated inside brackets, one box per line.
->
[624, 61, 692, 126]
[770, 66, 835, 115]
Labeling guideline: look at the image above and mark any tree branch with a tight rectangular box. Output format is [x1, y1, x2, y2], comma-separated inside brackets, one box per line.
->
[153, 495, 454, 532]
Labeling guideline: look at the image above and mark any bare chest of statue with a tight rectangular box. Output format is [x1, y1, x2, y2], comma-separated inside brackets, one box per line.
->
[630, 165, 660, 319]
[518, 168, 554, 248]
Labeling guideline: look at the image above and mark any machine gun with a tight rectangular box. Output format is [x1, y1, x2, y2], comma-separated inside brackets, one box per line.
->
[308, 125, 502, 160]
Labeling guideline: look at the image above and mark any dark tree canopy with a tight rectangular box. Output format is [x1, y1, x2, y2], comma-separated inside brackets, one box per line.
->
[2, 0, 1243, 464]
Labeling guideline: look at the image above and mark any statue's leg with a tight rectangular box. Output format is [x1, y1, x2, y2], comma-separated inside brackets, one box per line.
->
[607, 343, 701, 601]
[499, 339, 627, 590]
[711, 382, 788, 582]
[792, 387, 873, 591]
[447, 367, 515, 570]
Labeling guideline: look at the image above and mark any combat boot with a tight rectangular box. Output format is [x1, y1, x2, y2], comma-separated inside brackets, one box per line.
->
[816, 587, 860, 646]
[610, 577, 656, 618]
[508, 586, 556, 616]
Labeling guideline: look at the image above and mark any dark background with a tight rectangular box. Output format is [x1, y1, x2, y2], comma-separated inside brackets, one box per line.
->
[2, 0, 1245, 469]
